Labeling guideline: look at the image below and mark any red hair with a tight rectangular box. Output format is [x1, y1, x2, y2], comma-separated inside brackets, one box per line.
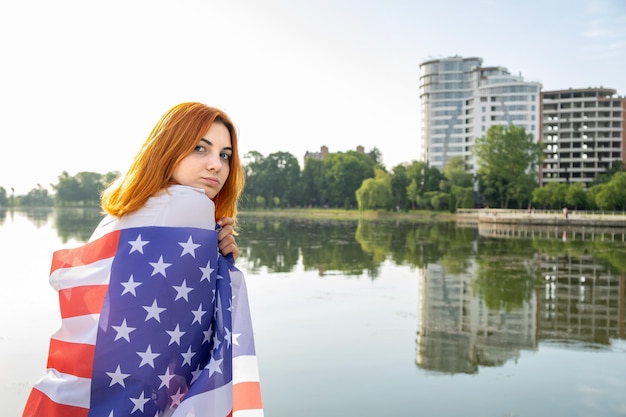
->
[101, 102, 245, 223]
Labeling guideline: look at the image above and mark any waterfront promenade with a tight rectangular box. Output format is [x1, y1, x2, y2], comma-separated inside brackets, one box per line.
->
[457, 208, 626, 228]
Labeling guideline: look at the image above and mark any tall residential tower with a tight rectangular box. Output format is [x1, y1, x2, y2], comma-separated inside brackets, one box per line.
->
[419, 56, 541, 174]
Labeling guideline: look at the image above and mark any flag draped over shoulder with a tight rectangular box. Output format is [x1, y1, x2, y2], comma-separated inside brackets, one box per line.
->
[22, 226, 263, 417]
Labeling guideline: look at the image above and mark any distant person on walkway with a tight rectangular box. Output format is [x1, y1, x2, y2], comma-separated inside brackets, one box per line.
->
[22, 102, 263, 417]
[563, 207, 568, 219]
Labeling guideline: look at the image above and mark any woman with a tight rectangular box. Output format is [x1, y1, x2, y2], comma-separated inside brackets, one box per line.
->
[22, 102, 263, 417]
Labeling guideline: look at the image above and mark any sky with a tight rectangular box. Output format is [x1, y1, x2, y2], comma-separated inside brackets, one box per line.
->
[1, 0, 625, 195]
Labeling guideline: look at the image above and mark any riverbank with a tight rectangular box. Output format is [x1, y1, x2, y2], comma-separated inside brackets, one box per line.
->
[239, 208, 456, 221]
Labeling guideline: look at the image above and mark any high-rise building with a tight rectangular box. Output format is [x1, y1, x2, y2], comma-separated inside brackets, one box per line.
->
[540, 88, 626, 187]
[419, 56, 541, 174]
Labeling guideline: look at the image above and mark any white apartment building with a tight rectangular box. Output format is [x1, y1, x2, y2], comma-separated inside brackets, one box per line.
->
[419, 56, 541, 174]
[540, 88, 625, 187]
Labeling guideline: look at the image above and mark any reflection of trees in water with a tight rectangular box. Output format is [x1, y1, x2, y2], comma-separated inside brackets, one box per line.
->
[0, 207, 6, 225]
[54, 207, 104, 243]
[238, 217, 476, 278]
[23, 207, 54, 228]
[473, 237, 540, 312]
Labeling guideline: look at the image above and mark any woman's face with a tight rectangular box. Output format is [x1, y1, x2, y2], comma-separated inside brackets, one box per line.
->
[172, 121, 232, 199]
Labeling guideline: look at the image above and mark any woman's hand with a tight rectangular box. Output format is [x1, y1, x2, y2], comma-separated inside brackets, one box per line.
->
[217, 217, 240, 261]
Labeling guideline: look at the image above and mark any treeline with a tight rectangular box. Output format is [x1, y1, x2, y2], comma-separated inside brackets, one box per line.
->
[1, 125, 625, 211]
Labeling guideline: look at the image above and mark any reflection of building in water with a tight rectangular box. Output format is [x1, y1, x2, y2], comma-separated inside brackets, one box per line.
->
[416, 261, 537, 374]
[538, 253, 626, 344]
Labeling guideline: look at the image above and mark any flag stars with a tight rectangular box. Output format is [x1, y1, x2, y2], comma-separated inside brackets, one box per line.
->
[105, 364, 130, 387]
[150, 256, 172, 277]
[121, 274, 142, 296]
[170, 387, 186, 408]
[199, 259, 214, 282]
[178, 236, 201, 258]
[137, 345, 160, 368]
[181, 346, 196, 367]
[206, 355, 223, 378]
[112, 319, 136, 342]
[128, 235, 149, 254]
[166, 324, 185, 346]
[191, 304, 207, 325]
[130, 390, 150, 413]
[158, 367, 176, 389]
[143, 299, 166, 322]
[173, 279, 193, 301]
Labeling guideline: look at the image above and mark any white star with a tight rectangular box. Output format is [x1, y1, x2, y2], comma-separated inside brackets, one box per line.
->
[130, 391, 150, 413]
[206, 355, 223, 378]
[212, 333, 221, 349]
[112, 319, 136, 342]
[150, 255, 172, 277]
[137, 345, 160, 368]
[191, 365, 203, 383]
[170, 387, 186, 407]
[105, 364, 130, 387]
[199, 259, 214, 282]
[143, 299, 166, 322]
[179, 236, 201, 258]
[232, 332, 241, 346]
[166, 324, 185, 346]
[224, 327, 232, 348]
[173, 279, 193, 301]
[202, 323, 213, 344]
[191, 304, 206, 325]
[121, 274, 142, 296]
[181, 346, 196, 367]
[128, 235, 149, 254]
[158, 366, 175, 389]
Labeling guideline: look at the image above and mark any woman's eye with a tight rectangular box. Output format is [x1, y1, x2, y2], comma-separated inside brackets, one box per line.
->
[194, 145, 206, 152]
[220, 152, 232, 161]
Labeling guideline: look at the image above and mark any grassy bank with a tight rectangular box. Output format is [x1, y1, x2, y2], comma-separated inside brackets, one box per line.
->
[239, 208, 456, 221]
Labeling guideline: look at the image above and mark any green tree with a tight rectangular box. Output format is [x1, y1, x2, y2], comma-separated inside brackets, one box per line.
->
[21, 184, 54, 206]
[389, 163, 410, 210]
[0, 187, 7, 206]
[323, 151, 376, 209]
[595, 171, 626, 210]
[356, 168, 393, 210]
[300, 157, 326, 207]
[441, 156, 474, 211]
[474, 125, 542, 208]
[565, 182, 587, 210]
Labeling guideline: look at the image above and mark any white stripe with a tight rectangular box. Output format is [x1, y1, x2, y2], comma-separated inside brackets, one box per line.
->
[171, 381, 233, 417]
[232, 355, 260, 384]
[33, 369, 91, 409]
[234, 409, 265, 417]
[50, 257, 113, 291]
[51, 314, 100, 345]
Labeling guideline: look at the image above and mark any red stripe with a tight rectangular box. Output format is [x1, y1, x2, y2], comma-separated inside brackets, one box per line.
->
[58, 285, 108, 318]
[46, 338, 95, 379]
[50, 230, 120, 274]
[233, 381, 263, 412]
[21, 387, 89, 417]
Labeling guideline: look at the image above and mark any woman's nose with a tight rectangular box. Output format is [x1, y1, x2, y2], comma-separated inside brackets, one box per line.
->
[206, 152, 222, 171]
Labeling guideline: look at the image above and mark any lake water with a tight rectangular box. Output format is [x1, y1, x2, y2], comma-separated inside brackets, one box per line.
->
[2, 208, 625, 417]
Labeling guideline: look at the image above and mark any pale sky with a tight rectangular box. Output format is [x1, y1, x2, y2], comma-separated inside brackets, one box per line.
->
[1, 0, 625, 195]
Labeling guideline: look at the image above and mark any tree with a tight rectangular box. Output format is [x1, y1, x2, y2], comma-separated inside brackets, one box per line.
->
[323, 152, 376, 209]
[594, 171, 626, 210]
[473, 125, 542, 208]
[356, 168, 392, 210]
[441, 156, 474, 210]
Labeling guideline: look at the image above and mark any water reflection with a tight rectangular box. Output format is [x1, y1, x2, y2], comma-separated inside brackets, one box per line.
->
[16, 209, 626, 378]
[54, 207, 104, 242]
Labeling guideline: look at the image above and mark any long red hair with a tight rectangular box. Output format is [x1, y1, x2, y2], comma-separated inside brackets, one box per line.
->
[101, 102, 245, 223]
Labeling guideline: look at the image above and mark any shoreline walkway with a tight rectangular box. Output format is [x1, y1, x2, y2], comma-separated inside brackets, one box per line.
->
[456, 209, 626, 228]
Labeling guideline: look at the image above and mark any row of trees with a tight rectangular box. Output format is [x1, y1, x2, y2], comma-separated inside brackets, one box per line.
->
[2, 124, 625, 210]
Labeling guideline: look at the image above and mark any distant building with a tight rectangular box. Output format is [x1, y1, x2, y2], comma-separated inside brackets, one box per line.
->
[540, 88, 626, 187]
[419, 56, 541, 174]
[304, 145, 365, 161]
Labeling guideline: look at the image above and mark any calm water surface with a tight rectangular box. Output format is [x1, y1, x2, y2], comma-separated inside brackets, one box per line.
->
[1, 208, 625, 417]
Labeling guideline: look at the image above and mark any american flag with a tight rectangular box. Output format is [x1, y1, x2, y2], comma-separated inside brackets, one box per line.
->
[22, 226, 263, 417]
